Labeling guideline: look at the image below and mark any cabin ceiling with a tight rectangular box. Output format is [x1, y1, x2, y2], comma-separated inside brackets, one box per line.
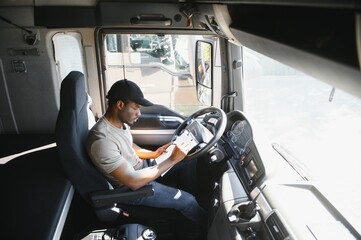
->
[0, 0, 359, 9]
[0, 0, 98, 7]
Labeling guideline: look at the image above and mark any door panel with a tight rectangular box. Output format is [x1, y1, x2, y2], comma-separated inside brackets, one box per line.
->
[131, 105, 184, 148]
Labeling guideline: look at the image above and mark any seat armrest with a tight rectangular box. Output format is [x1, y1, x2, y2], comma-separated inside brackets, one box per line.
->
[90, 185, 154, 208]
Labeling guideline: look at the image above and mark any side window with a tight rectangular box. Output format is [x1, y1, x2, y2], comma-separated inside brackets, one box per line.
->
[52, 32, 85, 81]
[243, 47, 361, 227]
[103, 33, 209, 116]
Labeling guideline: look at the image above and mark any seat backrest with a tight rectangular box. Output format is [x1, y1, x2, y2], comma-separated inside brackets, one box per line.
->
[55, 71, 166, 223]
[55, 71, 111, 202]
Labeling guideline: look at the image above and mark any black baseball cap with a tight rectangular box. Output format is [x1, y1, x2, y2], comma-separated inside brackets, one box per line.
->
[106, 79, 153, 106]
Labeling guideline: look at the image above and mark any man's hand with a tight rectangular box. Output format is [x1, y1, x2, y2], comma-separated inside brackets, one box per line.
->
[169, 143, 188, 164]
[135, 142, 171, 159]
[153, 143, 171, 158]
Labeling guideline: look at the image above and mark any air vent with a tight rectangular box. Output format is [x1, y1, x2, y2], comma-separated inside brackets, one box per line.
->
[266, 212, 289, 240]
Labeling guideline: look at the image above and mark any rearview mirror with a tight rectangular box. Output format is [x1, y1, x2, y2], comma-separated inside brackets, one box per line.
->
[196, 41, 212, 105]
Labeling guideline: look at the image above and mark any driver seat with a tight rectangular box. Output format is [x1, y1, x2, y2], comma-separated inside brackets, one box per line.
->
[55, 71, 185, 237]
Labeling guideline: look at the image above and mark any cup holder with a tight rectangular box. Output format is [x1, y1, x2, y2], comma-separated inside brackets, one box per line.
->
[227, 201, 261, 231]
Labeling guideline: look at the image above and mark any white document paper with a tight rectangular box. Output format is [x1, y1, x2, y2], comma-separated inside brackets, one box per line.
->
[155, 129, 198, 175]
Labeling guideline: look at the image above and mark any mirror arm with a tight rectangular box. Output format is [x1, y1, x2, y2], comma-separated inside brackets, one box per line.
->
[221, 91, 238, 109]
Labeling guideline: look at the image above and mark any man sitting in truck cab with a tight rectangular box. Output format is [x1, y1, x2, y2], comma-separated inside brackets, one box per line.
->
[86, 79, 207, 227]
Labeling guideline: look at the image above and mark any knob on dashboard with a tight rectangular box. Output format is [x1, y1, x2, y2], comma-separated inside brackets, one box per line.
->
[208, 148, 225, 163]
[142, 228, 157, 240]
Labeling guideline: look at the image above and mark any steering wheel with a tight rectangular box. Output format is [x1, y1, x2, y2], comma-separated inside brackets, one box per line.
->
[172, 106, 227, 159]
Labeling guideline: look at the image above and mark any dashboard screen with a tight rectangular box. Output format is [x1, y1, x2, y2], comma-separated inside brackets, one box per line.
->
[227, 120, 252, 155]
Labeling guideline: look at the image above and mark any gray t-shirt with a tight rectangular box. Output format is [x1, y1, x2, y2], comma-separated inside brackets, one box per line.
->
[87, 116, 143, 186]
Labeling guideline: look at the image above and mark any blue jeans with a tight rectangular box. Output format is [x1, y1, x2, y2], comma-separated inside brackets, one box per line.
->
[127, 181, 206, 225]
[127, 160, 206, 225]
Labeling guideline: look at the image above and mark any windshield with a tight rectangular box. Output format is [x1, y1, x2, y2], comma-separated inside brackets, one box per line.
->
[243, 47, 361, 233]
[103, 33, 209, 116]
